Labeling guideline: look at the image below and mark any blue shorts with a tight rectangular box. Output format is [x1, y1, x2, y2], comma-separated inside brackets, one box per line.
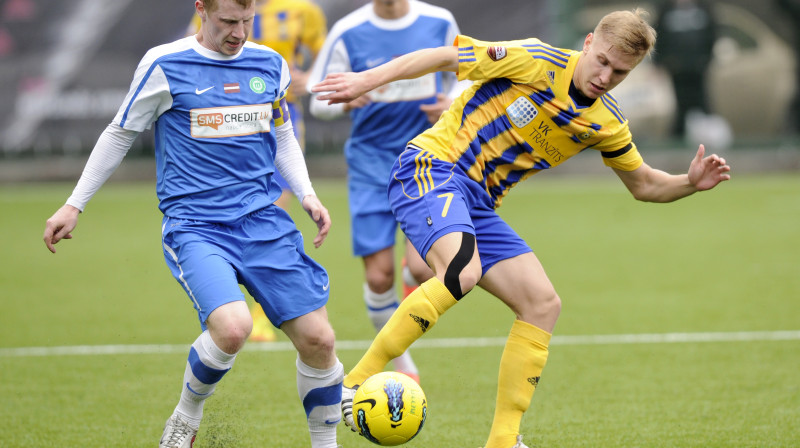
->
[388, 147, 532, 275]
[348, 181, 397, 256]
[161, 205, 329, 330]
[273, 102, 305, 191]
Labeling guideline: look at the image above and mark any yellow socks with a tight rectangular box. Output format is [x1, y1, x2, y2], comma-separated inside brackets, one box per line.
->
[344, 278, 456, 388]
[486, 320, 551, 448]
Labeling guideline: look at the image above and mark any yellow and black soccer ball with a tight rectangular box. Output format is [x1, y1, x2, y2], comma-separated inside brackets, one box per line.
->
[353, 371, 427, 446]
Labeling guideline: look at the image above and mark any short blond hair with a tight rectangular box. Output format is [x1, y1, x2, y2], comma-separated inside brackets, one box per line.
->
[201, 0, 254, 13]
[594, 8, 657, 58]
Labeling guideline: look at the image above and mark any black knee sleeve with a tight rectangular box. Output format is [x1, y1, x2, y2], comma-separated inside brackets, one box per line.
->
[443, 233, 475, 300]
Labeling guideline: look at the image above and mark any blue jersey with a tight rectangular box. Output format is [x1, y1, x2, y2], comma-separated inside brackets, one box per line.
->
[113, 36, 292, 223]
[308, 0, 460, 187]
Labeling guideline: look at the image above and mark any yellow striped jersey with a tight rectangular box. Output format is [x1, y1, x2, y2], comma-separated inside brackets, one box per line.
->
[189, 0, 327, 103]
[410, 35, 643, 208]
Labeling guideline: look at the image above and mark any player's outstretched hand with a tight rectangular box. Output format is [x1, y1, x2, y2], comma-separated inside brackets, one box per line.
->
[43, 204, 81, 253]
[311, 72, 371, 105]
[301, 195, 331, 248]
[688, 144, 731, 192]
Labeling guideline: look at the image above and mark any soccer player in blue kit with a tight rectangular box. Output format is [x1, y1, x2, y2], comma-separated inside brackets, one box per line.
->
[42, 1, 343, 447]
[306, 0, 468, 384]
[314, 8, 732, 448]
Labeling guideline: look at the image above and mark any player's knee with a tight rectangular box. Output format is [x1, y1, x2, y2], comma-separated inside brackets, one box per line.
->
[212, 322, 251, 353]
[519, 288, 561, 324]
[364, 268, 394, 293]
[206, 304, 253, 352]
[363, 253, 395, 292]
[457, 264, 482, 295]
[296, 324, 336, 359]
[443, 233, 479, 300]
[542, 291, 562, 319]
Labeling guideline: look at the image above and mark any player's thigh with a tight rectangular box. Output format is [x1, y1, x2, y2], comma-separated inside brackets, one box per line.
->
[237, 207, 330, 328]
[161, 218, 245, 327]
[404, 239, 433, 281]
[388, 152, 474, 264]
[478, 251, 558, 317]
[424, 231, 481, 280]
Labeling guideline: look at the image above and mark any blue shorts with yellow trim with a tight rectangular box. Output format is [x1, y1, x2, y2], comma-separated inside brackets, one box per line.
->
[161, 205, 329, 330]
[388, 146, 532, 275]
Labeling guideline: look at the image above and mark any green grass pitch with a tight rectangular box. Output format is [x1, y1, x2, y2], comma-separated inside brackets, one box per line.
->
[1, 174, 798, 447]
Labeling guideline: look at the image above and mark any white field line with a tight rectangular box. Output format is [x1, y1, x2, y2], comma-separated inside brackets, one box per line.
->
[1, 330, 798, 358]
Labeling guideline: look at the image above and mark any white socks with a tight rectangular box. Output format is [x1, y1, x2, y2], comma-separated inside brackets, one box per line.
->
[174, 330, 236, 428]
[402, 263, 419, 289]
[363, 284, 419, 376]
[297, 357, 344, 448]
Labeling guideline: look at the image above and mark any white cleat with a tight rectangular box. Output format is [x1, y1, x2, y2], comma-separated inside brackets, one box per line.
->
[159, 414, 198, 448]
[512, 435, 529, 448]
[341, 384, 358, 433]
[478, 435, 530, 448]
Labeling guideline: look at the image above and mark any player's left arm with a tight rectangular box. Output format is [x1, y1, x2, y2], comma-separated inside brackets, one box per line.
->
[418, 14, 469, 124]
[274, 121, 330, 248]
[613, 144, 731, 202]
[301, 194, 331, 248]
[312, 46, 459, 104]
[272, 88, 330, 247]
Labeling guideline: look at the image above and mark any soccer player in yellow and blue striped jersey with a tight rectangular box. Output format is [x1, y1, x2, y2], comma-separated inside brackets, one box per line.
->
[314, 8, 731, 448]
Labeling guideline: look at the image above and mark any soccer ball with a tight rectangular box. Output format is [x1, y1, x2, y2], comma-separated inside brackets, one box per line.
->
[352, 371, 427, 446]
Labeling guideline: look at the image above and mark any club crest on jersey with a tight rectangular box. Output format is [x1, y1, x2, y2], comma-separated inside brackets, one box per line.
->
[506, 96, 538, 128]
[249, 76, 266, 94]
[487, 46, 507, 61]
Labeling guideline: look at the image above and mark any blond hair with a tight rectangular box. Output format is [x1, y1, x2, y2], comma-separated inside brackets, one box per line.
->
[201, 0, 255, 13]
[594, 8, 657, 58]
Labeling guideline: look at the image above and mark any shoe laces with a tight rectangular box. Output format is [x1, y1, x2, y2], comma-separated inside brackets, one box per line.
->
[164, 416, 195, 445]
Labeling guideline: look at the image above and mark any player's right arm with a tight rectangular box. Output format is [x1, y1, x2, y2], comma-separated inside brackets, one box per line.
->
[43, 204, 80, 253]
[42, 42, 168, 253]
[42, 123, 139, 253]
[311, 46, 458, 105]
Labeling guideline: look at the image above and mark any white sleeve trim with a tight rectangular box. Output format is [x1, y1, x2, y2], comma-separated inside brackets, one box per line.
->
[274, 121, 316, 202]
[65, 123, 139, 211]
[309, 94, 347, 120]
[307, 38, 351, 120]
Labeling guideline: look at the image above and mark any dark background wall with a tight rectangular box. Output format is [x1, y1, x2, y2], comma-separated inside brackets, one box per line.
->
[1, 0, 798, 180]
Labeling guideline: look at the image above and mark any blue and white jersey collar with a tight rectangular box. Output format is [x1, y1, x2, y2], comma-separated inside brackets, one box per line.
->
[190, 35, 248, 61]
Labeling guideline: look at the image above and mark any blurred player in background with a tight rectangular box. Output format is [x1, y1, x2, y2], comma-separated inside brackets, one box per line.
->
[44, 1, 342, 447]
[314, 8, 731, 448]
[654, 0, 717, 138]
[188, 0, 327, 343]
[306, 0, 469, 384]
